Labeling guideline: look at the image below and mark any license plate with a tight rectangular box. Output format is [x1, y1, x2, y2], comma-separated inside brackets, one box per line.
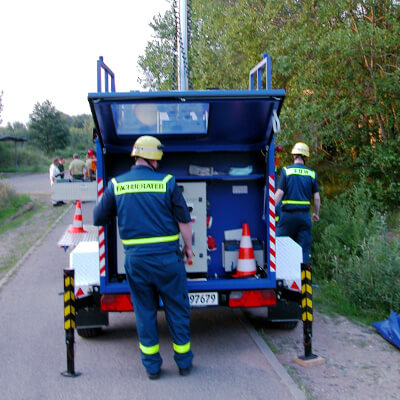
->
[189, 292, 218, 307]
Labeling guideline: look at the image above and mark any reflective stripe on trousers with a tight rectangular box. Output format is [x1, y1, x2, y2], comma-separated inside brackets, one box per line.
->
[139, 342, 160, 355]
[173, 342, 191, 354]
[121, 234, 179, 246]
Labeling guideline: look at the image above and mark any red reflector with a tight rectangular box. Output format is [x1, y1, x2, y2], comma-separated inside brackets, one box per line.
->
[101, 294, 133, 312]
[290, 281, 300, 291]
[229, 290, 276, 308]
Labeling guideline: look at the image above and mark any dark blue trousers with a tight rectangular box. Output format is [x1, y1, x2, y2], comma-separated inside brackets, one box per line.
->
[125, 251, 193, 375]
[276, 211, 312, 263]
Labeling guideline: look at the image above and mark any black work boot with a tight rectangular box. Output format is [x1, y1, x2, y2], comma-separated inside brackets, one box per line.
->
[179, 365, 192, 376]
[147, 371, 161, 380]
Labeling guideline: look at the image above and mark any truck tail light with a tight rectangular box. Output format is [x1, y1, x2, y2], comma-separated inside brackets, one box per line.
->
[229, 290, 276, 308]
[101, 294, 133, 312]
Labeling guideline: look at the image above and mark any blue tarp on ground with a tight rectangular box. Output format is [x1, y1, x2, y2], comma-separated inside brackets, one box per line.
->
[373, 311, 400, 350]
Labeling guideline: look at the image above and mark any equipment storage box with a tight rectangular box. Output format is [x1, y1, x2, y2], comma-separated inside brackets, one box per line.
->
[69, 241, 100, 296]
[52, 180, 97, 202]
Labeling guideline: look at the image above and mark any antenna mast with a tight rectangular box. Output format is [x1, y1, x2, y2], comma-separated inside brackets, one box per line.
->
[177, 0, 188, 90]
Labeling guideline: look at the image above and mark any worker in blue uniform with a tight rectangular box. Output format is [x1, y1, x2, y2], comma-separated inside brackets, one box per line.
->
[93, 135, 194, 380]
[275, 142, 321, 263]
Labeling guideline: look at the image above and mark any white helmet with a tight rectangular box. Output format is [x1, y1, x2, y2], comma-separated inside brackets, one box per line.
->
[131, 136, 163, 160]
[291, 142, 310, 157]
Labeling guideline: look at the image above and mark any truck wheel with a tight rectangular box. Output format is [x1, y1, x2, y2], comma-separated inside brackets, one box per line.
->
[278, 321, 298, 330]
[77, 327, 103, 338]
[266, 321, 298, 330]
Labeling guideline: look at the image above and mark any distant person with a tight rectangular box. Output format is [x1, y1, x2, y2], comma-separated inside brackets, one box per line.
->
[69, 153, 86, 180]
[49, 158, 64, 206]
[85, 149, 97, 181]
[57, 157, 66, 179]
[49, 158, 60, 186]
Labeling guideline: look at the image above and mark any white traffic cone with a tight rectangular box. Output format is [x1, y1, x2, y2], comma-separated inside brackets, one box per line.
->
[232, 223, 256, 278]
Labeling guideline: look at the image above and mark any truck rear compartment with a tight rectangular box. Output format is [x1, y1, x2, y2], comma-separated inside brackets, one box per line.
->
[70, 57, 302, 333]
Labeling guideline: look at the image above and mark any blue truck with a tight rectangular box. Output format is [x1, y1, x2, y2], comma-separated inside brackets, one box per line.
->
[71, 55, 303, 338]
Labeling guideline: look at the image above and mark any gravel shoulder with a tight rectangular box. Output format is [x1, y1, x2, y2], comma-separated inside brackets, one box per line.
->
[247, 308, 400, 400]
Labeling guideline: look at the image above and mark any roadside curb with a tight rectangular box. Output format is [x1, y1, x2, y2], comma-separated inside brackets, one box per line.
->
[234, 309, 306, 400]
[0, 203, 73, 290]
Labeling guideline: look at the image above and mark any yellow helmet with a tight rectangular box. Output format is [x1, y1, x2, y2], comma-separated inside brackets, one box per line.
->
[131, 136, 163, 160]
[291, 142, 310, 158]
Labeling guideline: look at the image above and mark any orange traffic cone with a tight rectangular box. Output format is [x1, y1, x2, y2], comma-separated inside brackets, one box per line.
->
[68, 201, 87, 233]
[232, 223, 256, 278]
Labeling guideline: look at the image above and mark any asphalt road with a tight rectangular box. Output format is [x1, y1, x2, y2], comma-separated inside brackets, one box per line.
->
[1, 172, 51, 194]
[0, 174, 305, 400]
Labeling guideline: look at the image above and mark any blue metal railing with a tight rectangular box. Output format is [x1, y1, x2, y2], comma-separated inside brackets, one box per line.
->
[97, 56, 116, 93]
[249, 53, 272, 90]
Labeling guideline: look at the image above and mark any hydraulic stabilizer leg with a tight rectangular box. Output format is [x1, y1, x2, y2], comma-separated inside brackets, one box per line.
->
[61, 269, 81, 377]
[293, 263, 325, 366]
[299, 263, 317, 361]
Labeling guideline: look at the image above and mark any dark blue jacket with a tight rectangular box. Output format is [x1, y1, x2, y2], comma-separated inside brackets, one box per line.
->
[93, 165, 190, 256]
[277, 163, 319, 212]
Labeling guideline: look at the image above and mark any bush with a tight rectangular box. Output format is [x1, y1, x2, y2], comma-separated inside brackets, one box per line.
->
[68, 127, 94, 153]
[312, 183, 379, 279]
[0, 142, 52, 172]
[312, 182, 400, 316]
[0, 179, 16, 208]
[0, 179, 31, 223]
[343, 235, 400, 313]
[357, 139, 400, 209]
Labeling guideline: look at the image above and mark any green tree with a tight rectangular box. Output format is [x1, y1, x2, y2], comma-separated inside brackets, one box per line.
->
[62, 113, 92, 129]
[0, 122, 29, 138]
[138, 7, 177, 90]
[69, 116, 94, 151]
[139, 0, 400, 206]
[28, 100, 70, 154]
[263, 0, 400, 204]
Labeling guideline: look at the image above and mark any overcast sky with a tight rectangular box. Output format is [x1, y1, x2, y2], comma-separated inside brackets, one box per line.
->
[0, 0, 170, 127]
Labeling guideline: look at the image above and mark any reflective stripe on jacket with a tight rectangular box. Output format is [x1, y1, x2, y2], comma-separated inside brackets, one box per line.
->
[112, 174, 173, 195]
[110, 166, 180, 255]
[277, 164, 319, 212]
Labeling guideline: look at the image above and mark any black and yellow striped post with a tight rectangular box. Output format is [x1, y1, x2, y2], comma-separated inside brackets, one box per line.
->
[299, 262, 317, 360]
[294, 263, 325, 366]
[61, 269, 81, 377]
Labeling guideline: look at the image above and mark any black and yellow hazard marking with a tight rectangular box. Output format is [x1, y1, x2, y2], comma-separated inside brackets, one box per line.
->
[61, 269, 81, 377]
[64, 270, 76, 331]
[301, 263, 313, 322]
[294, 263, 324, 363]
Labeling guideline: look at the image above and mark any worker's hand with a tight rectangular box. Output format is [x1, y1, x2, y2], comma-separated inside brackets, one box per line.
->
[182, 246, 193, 265]
[312, 213, 319, 222]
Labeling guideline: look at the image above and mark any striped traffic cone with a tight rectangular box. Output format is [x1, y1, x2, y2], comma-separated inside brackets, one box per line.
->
[67, 201, 87, 233]
[232, 223, 256, 278]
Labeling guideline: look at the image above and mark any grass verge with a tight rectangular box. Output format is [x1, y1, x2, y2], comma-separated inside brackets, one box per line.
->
[313, 281, 386, 326]
[0, 193, 31, 224]
[0, 195, 67, 282]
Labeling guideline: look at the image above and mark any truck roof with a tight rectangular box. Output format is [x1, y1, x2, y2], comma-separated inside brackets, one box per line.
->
[88, 89, 285, 153]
